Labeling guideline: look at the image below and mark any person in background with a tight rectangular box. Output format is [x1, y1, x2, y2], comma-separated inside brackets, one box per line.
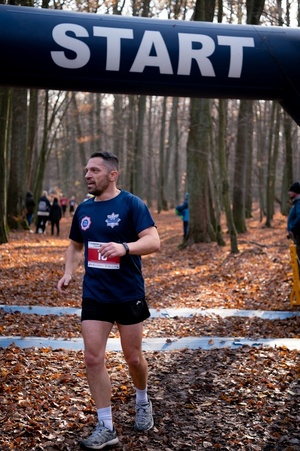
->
[25, 191, 35, 227]
[176, 193, 189, 240]
[69, 196, 76, 216]
[287, 181, 300, 260]
[35, 190, 51, 234]
[84, 193, 94, 202]
[49, 197, 62, 236]
[57, 151, 160, 450]
[60, 195, 68, 217]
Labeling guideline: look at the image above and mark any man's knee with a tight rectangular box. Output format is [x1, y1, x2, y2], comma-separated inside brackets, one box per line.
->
[124, 351, 145, 369]
[84, 349, 105, 367]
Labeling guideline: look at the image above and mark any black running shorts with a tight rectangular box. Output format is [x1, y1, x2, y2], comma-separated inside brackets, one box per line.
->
[81, 297, 150, 325]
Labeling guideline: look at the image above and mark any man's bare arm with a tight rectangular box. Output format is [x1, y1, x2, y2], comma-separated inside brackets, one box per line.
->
[57, 240, 84, 293]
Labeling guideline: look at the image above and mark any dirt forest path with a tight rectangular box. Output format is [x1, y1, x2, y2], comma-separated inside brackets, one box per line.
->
[0, 207, 299, 450]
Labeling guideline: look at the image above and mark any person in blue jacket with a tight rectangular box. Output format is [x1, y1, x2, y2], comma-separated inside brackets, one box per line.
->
[176, 193, 189, 239]
[288, 182, 300, 260]
[57, 151, 160, 450]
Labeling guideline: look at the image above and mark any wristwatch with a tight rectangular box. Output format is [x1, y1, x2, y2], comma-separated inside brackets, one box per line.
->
[122, 242, 130, 255]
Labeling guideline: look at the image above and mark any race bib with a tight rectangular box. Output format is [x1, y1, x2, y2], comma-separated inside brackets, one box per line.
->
[88, 241, 120, 269]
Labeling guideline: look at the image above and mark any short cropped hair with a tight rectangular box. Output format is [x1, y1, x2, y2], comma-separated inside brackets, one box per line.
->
[90, 152, 119, 171]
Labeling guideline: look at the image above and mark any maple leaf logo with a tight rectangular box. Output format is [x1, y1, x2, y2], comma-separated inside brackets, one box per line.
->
[105, 212, 121, 228]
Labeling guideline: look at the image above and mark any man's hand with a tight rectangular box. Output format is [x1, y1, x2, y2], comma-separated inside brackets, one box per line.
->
[57, 273, 72, 294]
[57, 240, 83, 294]
[99, 242, 127, 258]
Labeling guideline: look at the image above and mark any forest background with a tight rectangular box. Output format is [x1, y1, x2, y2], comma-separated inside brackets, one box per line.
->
[1, 1, 300, 449]
[0, 0, 300, 249]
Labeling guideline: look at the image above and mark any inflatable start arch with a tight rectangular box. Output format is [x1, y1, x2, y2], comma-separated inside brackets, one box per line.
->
[1, 5, 300, 124]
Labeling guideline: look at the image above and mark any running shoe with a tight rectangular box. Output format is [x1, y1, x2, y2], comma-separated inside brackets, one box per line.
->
[81, 421, 118, 449]
[134, 399, 154, 432]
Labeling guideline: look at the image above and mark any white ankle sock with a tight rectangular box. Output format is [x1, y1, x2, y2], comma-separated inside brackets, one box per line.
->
[135, 387, 148, 404]
[97, 406, 113, 431]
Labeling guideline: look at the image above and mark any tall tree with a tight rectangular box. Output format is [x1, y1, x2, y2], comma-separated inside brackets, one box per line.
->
[165, 97, 179, 207]
[112, 95, 124, 161]
[145, 96, 154, 207]
[232, 0, 265, 232]
[132, 0, 151, 198]
[7, 88, 28, 229]
[26, 89, 38, 189]
[244, 101, 254, 219]
[218, 99, 238, 253]
[126, 95, 137, 193]
[232, 99, 252, 232]
[0, 88, 11, 244]
[186, 97, 212, 243]
[280, 0, 295, 217]
[157, 97, 168, 213]
[135, 95, 146, 198]
[282, 111, 294, 216]
[215, 1, 238, 252]
[71, 94, 89, 194]
[265, 102, 280, 226]
[255, 100, 268, 220]
[209, 99, 224, 246]
[186, 0, 216, 244]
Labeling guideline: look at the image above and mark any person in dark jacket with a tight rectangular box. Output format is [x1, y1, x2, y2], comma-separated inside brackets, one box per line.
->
[49, 197, 62, 236]
[25, 191, 35, 226]
[287, 182, 300, 260]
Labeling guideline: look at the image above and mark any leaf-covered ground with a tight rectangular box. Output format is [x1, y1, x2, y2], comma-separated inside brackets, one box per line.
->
[0, 208, 300, 450]
[0, 208, 295, 311]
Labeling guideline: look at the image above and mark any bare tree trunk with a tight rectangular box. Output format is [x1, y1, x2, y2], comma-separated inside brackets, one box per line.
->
[157, 97, 168, 213]
[130, 0, 150, 198]
[26, 89, 38, 190]
[186, 98, 211, 243]
[209, 100, 225, 245]
[135, 95, 146, 199]
[280, 0, 293, 217]
[7, 88, 28, 229]
[126, 96, 137, 193]
[266, 102, 280, 226]
[95, 93, 104, 151]
[88, 93, 97, 155]
[215, 0, 238, 252]
[282, 112, 293, 216]
[165, 97, 179, 208]
[0, 87, 11, 244]
[62, 92, 80, 197]
[185, 0, 216, 245]
[218, 99, 238, 253]
[145, 96, 153, 207]
[112, 94, 127, 187]
[233, 0, 265, 231]
[245, 101, 253, 218]
[112, 95, 124, 161]
[71, 95, 88, 192]
[232, 99, 252, 233]
[34, 91, 50, 201]
[255, 101, 268, 220]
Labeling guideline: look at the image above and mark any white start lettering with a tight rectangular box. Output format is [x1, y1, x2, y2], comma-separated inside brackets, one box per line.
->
[51, 24, 255, 78]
